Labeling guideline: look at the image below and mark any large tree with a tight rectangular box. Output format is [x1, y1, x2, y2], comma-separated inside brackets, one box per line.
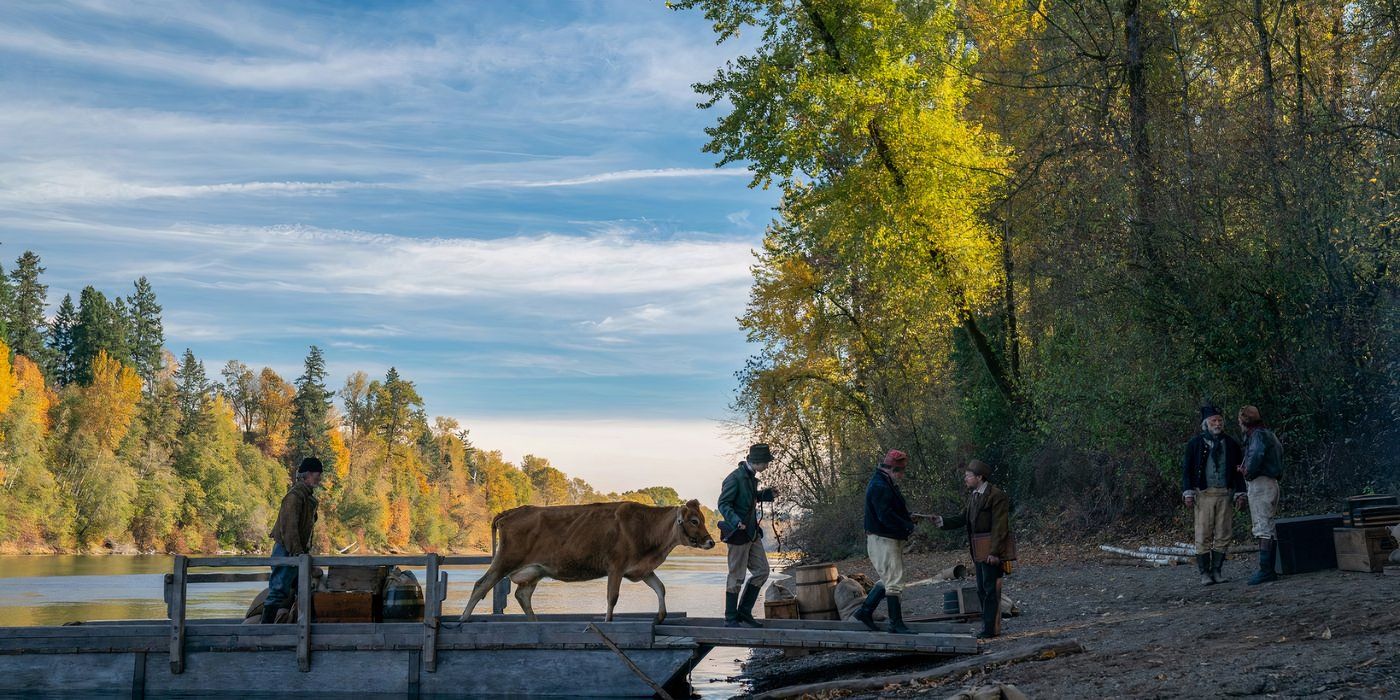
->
[125, 277, 165, 388]
[6, 251, 50, 363]
[288, 346, 335, 475]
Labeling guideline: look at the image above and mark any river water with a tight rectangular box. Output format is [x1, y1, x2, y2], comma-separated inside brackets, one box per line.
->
[0, 554, 757, 698]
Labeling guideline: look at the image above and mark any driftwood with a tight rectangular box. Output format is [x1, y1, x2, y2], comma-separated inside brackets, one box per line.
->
[750, 640, 1084, 700]
[1097, 545, 1186, 564]
[1172, 542, 1255, 554]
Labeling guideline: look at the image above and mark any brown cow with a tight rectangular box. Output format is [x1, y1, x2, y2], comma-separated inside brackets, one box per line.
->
[460, 499, 715, 623]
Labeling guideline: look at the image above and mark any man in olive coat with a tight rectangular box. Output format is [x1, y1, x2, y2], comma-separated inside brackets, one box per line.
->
[933, 460, 1012, 639]
[717, 443, 776, 628]
[261, 456, 323, 623]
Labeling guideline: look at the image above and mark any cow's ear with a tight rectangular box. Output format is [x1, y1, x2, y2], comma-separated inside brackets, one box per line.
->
[686, 499, 700, 510]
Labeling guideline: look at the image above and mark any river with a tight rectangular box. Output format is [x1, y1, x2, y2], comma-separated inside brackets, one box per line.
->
[0, 554, 758, 698]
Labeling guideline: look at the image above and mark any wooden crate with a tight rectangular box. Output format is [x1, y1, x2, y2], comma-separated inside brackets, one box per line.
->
[325, 565, 390, 593]
[1333, 527, 1398, 573]
[764, 599, 799, 620]
[312, 591, 381, 623]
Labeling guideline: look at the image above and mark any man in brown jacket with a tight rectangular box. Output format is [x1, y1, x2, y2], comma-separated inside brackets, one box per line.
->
[261, 456, 323, 623]
[932, 460, 1012, 639]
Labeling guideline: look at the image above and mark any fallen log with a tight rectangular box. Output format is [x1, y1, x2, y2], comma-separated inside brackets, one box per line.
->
[750, 640, 1084, 700]
[1172, 542, 1254, 554]
[1097, 545, 1186, 564]
[1138, 546, 1196, 556]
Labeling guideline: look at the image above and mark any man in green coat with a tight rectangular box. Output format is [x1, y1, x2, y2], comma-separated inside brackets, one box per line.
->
[717, 443, 776, 628]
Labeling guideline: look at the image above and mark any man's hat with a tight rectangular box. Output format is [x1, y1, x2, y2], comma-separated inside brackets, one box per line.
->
[965, 459, 991, 479]
[1238, 405, 1263, 426]
[882, 450, 908, 467]
[297, 456, 324, 474]
[1200, 404, 1223, 421]
[746, 443, 773, 463]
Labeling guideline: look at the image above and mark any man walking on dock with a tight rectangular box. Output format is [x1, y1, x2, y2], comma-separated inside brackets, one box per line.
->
[932, 460, 1012, 639]
[853, 450, 922, 634]
[262, 456, 323, 623]
[1182, 404, 1246, 584]
[1239, 406, 1285, 585]
[717, 443, 776, 628]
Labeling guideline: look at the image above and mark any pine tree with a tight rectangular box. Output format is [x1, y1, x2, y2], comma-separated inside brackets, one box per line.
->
[173, 349, 211, 438]
[126, 277, 164, 387]
[6, 251, 50, 362]
[46, 293, 78, 387]
[0, 254, 10, 343]
[372, 366, 423, 467]
[72, 287, 131, 384]
[289, 346, 334, 474]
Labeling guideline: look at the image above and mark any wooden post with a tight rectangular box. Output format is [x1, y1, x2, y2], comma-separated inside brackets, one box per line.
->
[168, 555, 187, 674]
[492, 578, 510, 615]
[297, 553, 311, 672]
[424, 554, 441, 673]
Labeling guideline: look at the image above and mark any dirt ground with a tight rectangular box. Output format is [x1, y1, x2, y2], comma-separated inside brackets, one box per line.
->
[738, 546, 1399, 698]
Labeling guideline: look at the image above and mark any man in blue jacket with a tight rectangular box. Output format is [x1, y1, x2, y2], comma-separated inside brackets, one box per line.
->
[1181, 405, 1246, 585]
[1238, 405, 1285, 585]
[717, 443, 777, 628]
[853, 450, 922, 634]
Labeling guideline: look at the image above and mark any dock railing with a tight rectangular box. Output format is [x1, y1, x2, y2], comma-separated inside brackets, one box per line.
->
[164, 553, 507, 674]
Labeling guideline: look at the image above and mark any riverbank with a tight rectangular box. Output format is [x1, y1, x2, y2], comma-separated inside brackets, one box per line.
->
[743, 545, 1399, 698]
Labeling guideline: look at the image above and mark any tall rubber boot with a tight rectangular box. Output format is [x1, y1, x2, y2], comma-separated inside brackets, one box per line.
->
[735, 581, 763, 628]
[1211, 551, 1228, 583]
[1197, 553, 1216, 585]
[723, 591, 741, 627]
[885, 595, 914, 634]
[260, 606, 281, 624]
[1247, 538, 1279, 585]
[852, 583, 886, 631]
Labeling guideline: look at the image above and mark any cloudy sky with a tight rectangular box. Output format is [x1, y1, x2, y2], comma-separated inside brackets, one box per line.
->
[0, 0, 778, 503]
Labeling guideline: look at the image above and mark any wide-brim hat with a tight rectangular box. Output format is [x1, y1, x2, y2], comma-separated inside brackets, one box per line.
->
[747, 443, 773, 463]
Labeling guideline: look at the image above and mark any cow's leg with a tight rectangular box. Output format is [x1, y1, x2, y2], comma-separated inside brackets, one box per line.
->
[510, 565, 546, 621]
[461, 564, 509, 622]
[604, 570, 622, 622]
[641, 572, 667, 624]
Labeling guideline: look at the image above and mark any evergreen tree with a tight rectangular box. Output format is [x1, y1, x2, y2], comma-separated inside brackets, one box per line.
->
[72, 286, 130, 384]
[6, 251, 50, 362]
[46, 293, 78, 387]
[372, 366, 423, 466]
[289, 346, 334, 474]
[0, 254, 10, 343]
[125, 277, 165, 387]
[173, 349, 211, 438]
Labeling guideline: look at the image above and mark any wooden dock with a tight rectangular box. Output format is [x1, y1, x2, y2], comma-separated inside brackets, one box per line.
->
[0, 554, 978, 697]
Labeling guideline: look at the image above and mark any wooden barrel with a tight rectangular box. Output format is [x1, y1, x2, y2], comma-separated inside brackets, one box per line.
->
[793, 563, 839, 620]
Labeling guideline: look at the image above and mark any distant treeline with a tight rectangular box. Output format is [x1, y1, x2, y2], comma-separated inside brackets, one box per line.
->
[0, 249, 711, 553]
[673, 0, 1398, 556]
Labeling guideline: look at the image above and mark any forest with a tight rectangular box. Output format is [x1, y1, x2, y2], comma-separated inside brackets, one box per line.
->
[673, 0, 1397, 555]
[0, 252, 705, 554]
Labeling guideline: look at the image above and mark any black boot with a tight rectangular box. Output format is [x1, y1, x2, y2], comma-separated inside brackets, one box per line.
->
[1197, 553, 1216, 585]
[1247, 538, 1279, 585]
[885, 595, 914, 634]
[723, 591, 740, 627]
[1211, 551, 1228, 583]
[852, 583, 886, 632]
[260, 605, 281, 624]
[735, 582, 763, 628]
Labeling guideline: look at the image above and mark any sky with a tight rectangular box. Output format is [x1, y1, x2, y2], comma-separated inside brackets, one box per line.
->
[0, 0, 780, 504]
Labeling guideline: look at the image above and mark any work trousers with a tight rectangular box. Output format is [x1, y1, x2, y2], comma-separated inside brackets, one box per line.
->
[263, 542, 298, 610]
[975, 561, 1003, 636]
[866, 534, 907, 595]
[1193, 488, 1234, 554]
[726, 538, 769, 593]
[1247, 476, 1281, 539]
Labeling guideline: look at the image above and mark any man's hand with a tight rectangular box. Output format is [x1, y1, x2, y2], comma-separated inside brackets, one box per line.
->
[1234, 494, 1247, 509]
[986, 554, 1001, 565]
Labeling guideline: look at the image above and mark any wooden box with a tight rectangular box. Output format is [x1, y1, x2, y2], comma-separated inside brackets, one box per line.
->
[1333, 527, 1399, 573]
[312, 591, 381, 623]
[325, 565, 390, 593]
[1275, 514, 1343, 574]
[764, 599, 799, 620]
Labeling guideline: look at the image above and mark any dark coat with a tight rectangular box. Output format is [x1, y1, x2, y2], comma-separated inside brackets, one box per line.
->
[864, 468, 916, 540]
[939, 484, 1011, 560]
[1181, 432, 1245, 494]
[717, 463, 774, 536]
[1242, 427, 1285, 481]
[270, 481, 318, 555]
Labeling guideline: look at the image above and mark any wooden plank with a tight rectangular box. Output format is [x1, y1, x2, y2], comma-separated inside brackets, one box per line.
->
[169, 555, 187, 674]
[492, 577, 510, 614]
[587, 623, 673, 700]
[188, 572, 271, 584]
[440, 555, 494, 565]
[131, 651, 145, 700]
[297, 553, 311, 672]
[424, 554, 441, 673]
[439, 612, 686, 623]
[652, 624, 976, 655]
[0, 625, 169, 638]
[677, 616, 960, 635]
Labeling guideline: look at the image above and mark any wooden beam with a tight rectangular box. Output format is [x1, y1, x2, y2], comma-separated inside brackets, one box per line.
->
[750, 639, 1084, 700]
[169, 555, 187, 674]
[439, 556, 493, 566]
[675, 617, 962, 635]
[423, 554, 440, 673]
[587, 623, 673, 700]
[297, 553, 311, 672]
[492, 578, 510, 615]
[652, 624, 977, 655]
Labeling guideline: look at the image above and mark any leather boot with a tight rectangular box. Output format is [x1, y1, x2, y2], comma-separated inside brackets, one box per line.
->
[1211, 551, 1228, 583]
[852, 583, 885, 632]
[885, 595, 914, 634]
[735, 581, 763, 628]
[1197, 553, 1215, 585]
[260, 605, 281, 624]
[1247, 538, 1279, 585]
[723, 591, 741, 627]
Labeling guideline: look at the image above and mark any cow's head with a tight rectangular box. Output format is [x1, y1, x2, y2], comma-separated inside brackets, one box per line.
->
[677, 499, 716, 549]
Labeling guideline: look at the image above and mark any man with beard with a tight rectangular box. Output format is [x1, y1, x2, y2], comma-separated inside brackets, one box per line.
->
[1182, 405, 1246, 584]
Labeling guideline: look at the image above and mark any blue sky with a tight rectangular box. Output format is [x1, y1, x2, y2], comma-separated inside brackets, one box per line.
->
[0, 0, 778, 502]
